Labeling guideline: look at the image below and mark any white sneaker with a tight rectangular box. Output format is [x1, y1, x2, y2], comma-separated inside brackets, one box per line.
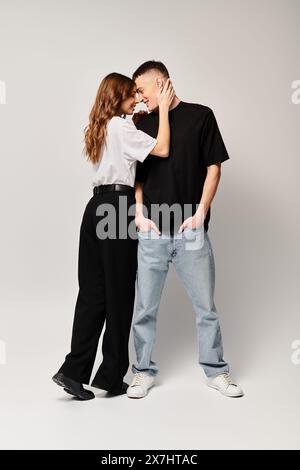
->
[127, 372, 155, 399]
[207, 372, 244, 397]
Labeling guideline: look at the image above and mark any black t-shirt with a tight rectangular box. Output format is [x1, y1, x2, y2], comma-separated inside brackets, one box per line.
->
[135, 101, 230, 234]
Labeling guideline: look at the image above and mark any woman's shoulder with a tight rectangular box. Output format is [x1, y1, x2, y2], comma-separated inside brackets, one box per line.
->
[108, 116, 135, 131]
[108, 115, 124, 126]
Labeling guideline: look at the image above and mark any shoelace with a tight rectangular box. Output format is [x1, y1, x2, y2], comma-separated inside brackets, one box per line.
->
[132, 372, 148, 387]
[219, 373, 235, 388]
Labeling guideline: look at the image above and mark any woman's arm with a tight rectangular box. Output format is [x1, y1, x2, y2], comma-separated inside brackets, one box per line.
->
[150, 79, 175, 158]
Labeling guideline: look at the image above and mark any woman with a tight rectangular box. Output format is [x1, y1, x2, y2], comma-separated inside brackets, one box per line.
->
[52, 72, 174, 399]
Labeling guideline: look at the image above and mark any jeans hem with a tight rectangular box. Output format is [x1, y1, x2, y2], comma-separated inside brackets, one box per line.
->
[131, 366, 158, 378]
[205, 368, 230, 379]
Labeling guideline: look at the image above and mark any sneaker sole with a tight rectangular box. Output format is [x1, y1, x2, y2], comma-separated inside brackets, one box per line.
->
[207, 383, 244, 398]
[127, 383, 154, 399]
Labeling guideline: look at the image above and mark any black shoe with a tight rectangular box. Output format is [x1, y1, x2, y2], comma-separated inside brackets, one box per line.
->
[52, 372, 95, 401]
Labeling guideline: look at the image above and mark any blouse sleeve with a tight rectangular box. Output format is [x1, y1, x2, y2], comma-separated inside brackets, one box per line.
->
[122, 118, 157, 163]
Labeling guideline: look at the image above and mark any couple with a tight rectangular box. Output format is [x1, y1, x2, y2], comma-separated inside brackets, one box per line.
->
[52, 60, 244, 400]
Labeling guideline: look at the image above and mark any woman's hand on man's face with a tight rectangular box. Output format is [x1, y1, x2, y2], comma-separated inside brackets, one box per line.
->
[157, 78, 175, 110]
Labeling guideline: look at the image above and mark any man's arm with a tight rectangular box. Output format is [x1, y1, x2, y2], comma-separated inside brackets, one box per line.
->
[134, 181, 160, 234]
[135, 181, 144, 217]
[178, 163, 221, 231]
[178, 106, 230, 232]
[198, 162, 221, 220]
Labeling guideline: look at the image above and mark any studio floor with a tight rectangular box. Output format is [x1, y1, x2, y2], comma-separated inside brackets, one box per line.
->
[1, 348, 299, 450]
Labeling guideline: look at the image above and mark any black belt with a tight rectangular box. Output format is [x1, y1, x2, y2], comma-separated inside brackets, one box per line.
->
[93, 184, 134, 195]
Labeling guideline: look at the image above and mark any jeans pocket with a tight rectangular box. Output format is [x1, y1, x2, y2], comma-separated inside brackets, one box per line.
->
[137, 228, 153, 238]
[183, 224, 203, 236]
[183, 225, 205, 250]
[137, 228, 160, 240]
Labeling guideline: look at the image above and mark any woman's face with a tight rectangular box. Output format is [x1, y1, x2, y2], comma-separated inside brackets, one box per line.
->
[119, 88, 139, 115]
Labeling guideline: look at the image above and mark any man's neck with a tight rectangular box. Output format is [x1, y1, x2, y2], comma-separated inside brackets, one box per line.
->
[152, 95, 181, 114]
[169, 96, 181, 111]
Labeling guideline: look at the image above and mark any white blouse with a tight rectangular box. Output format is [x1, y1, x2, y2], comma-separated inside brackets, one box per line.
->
[91, 116, 157, 188]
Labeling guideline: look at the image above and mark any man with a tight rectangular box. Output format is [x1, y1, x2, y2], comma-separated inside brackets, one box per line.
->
[127, 60, 244, 399]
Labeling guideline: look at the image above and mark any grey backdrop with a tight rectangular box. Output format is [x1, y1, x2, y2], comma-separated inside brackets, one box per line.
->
[0, 0, 299, 450]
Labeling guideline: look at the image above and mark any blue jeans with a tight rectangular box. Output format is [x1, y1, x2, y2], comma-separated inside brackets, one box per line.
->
[132, 225, 230, 378]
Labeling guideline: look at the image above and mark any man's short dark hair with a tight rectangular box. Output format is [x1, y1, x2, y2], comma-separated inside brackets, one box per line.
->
[132, 60, 170, 81]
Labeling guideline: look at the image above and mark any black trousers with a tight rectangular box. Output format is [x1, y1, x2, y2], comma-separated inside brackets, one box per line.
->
[58, 189, 137, 392]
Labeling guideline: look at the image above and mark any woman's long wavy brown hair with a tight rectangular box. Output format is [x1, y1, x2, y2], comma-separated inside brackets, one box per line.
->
[83, 73, 135, 164]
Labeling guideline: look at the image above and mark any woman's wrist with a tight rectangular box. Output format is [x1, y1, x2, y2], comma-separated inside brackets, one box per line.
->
[158, 103, 169, 114]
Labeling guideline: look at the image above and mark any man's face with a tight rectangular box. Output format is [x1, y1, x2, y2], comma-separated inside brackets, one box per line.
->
[135, 73, 164, 112]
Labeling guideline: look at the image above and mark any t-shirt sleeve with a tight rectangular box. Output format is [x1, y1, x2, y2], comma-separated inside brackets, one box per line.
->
[200, 109, 230, 166]
[122, 118, 157, 163]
